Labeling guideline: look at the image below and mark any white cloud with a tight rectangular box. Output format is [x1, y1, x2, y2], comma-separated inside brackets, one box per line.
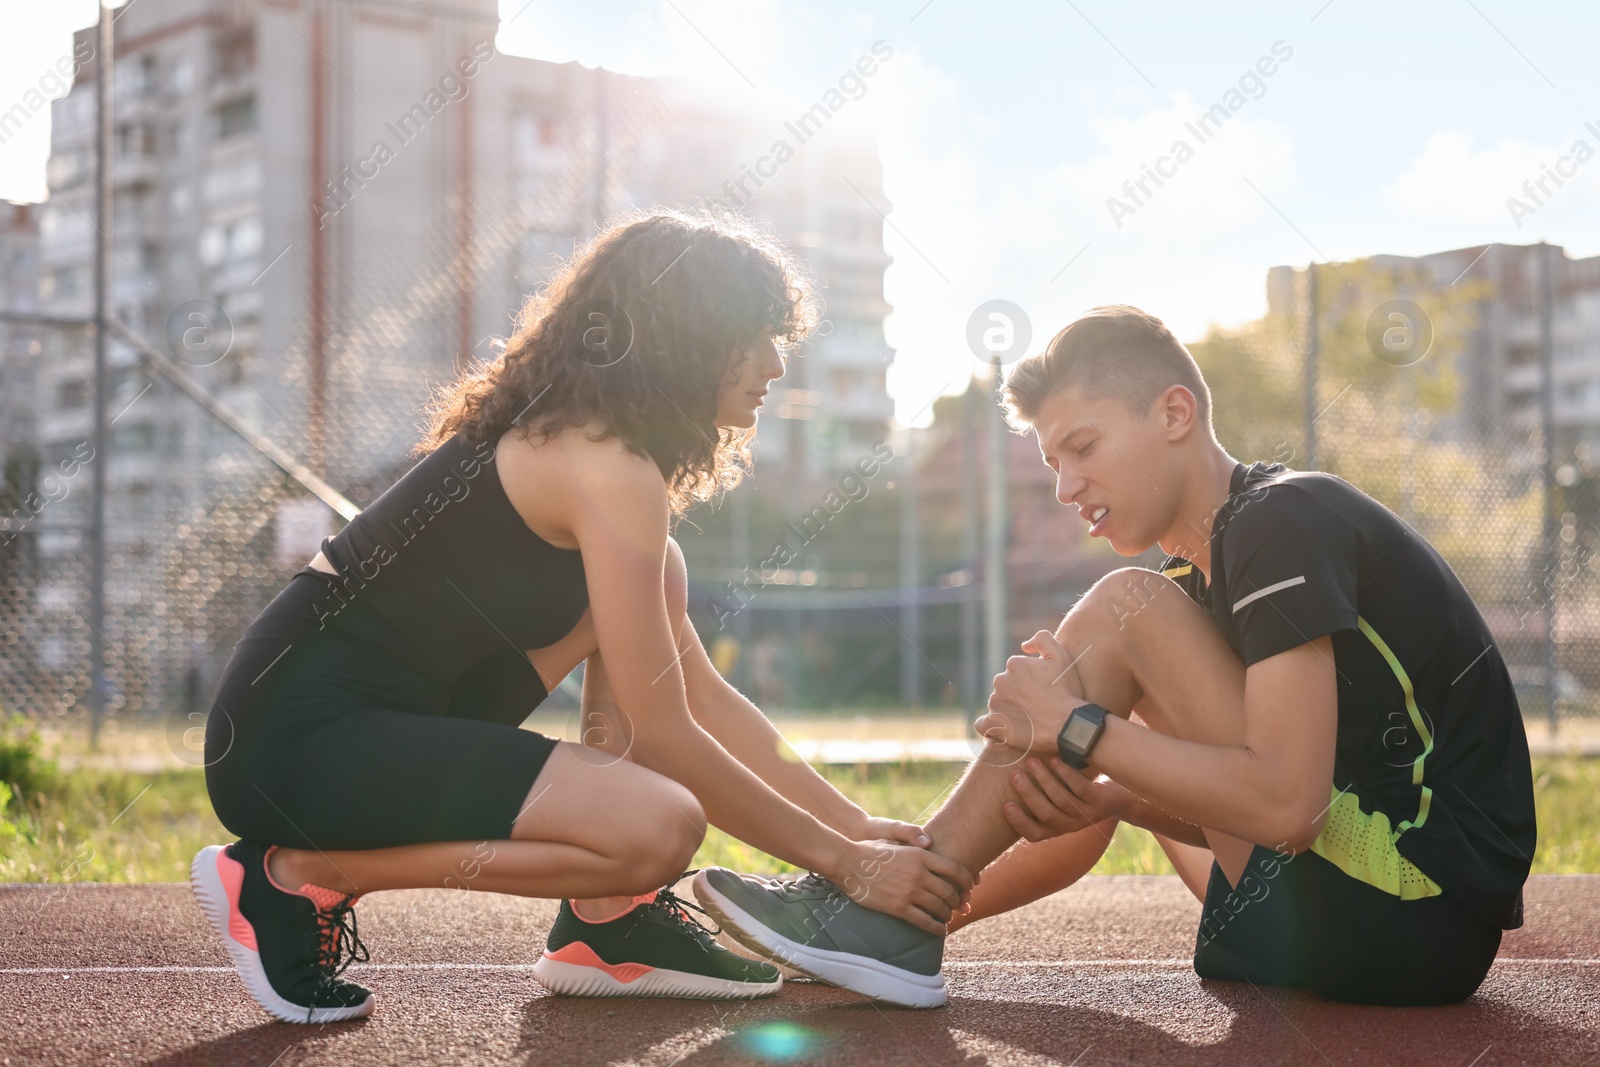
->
[871, 68, 1300, 423]
[1381, 129, 1544, 221]
[1381, 127, 1600, 230]
[500, 0, 838, 112]
[0, 1, 102, 203]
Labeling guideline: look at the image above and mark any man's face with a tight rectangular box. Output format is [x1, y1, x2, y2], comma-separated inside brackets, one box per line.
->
[1031, 384, 1177, 556]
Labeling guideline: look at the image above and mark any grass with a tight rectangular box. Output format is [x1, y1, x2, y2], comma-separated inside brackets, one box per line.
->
[1, 729, 1595, 882]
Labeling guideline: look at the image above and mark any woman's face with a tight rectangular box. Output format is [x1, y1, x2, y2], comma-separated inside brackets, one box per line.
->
[714, 333, 787, 429]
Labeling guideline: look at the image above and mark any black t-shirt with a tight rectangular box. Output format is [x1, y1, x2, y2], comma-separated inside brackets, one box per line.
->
[1160, 462, 1536, 929]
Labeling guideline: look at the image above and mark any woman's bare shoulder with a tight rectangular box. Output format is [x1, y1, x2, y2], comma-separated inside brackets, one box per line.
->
[496, 423, 667, 527]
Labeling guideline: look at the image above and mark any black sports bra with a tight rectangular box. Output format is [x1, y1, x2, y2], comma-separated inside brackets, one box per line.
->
[303, 432, 590, 700]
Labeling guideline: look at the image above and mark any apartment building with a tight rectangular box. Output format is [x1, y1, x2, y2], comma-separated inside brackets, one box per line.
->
[6, 0, 896, 715]
[1267, 242, 1600, 450]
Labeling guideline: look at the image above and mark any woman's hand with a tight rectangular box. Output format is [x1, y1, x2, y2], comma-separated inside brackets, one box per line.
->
[1002, 756, 1131, 842]
[855, 815, 933, 849]
[831, 841, 974, 936]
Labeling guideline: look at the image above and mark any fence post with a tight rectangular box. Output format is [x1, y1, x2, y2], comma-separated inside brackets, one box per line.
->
[88, 1, 114, 749]
[985, 357, 1009, 678]
[1302, 262, 1318, 470]
[899, 444, 922, 707]
[960, 383, 980, 708]
[1538, 242, 1558, 735]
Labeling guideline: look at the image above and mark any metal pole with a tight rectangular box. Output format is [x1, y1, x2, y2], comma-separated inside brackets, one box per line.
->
[1303, 263, 1319, 470]
[959, 383, 979, 707]
[899, 445, 922, 707]
[87, 2, 113, 749]
[1538, 242, 1558, 734]
[106, 318, 359, 519]
[985, 356, 1009, 678]
[593, 66, 607, 229]
[308, 2, 327, 476]
[730, 480, 750, 689]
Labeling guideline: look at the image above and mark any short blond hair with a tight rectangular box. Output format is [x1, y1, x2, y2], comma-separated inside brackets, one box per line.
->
[1002, 305, 1211, 431]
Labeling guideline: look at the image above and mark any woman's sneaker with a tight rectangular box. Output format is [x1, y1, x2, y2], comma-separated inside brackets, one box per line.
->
[693, 867, 946, 1008]
[190, 841, 374, 1023]
[532, 881, 782, 999]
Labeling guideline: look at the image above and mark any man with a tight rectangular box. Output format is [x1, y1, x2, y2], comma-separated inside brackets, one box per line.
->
[694, 304, 1536, 1008]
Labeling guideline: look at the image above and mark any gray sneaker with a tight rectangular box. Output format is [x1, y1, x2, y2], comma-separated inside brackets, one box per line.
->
[692, 867, 946, 1008]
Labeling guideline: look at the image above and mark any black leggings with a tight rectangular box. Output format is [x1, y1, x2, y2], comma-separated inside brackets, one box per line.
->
[204, 572, 559, 852]
[1193, 845, 1502, 1005]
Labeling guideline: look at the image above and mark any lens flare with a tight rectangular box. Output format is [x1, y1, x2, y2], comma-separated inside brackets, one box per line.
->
[737, 1021, 819, 1061]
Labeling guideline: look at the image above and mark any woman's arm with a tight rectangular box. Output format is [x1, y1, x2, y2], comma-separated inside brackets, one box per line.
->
[566, 446, 969, 931]
[656, 541, 926, 845]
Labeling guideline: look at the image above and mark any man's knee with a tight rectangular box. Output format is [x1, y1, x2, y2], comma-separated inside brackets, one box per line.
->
[1062, 567, 1186, 642]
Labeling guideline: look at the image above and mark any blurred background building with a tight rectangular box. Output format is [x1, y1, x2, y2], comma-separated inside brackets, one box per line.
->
[1268, 243, 1600, 449]
[2, 0, 1595, 734]
[0, 0, 903, 724]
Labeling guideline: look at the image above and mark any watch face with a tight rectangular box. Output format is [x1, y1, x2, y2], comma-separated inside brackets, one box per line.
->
[1063, 716, 1099, 750]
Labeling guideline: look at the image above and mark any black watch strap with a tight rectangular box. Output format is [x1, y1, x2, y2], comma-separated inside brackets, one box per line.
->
[1056, 702, 1109, 770]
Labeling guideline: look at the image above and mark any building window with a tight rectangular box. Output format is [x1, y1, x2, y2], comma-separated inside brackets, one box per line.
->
[57, 378, 88, 408]
[198, 225, 225, 266]
[42, 267, 83, 300]
[214, 25, 256, 79]
[227, 216, 262, 259]
[138, 54, 159, 98]
[112, 423, 156, 453]
[198, 217, 262, 269]
[202, 159, 261, 202]
[1508, 343, 1538, 367]
[215, 95, 257, 139]
[116, 122, 156, 157]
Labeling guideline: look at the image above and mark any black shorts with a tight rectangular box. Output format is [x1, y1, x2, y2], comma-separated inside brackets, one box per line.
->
[204, 572, 559, 851]
[1193, 844, 1502, 1006]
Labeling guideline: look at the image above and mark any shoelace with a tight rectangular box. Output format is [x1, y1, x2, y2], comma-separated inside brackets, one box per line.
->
[777, 871, 843, 901]
[307, 896, 370, 1022]
[638, 873, 725, 951]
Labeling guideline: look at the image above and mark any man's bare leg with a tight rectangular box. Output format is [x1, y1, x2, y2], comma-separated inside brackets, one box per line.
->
[924, 567, 1256, 890]
[946, 824, 1115, 933]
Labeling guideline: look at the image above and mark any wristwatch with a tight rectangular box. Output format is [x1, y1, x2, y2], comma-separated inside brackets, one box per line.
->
[1056, 702, 1110, 770]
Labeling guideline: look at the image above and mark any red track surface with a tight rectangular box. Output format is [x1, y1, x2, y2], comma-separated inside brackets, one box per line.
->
[1, 875, 1596, 1065]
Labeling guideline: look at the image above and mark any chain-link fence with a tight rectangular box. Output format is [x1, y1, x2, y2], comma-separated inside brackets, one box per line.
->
[1, 6, 1594, 754]
[5, 284, 1598, 744]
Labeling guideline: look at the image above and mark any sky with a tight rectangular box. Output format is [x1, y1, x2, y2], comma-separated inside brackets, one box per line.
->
[3, 0, 1597, 423]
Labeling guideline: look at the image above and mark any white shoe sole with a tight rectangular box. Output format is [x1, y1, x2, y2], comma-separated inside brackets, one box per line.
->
[190, 845, 375, 1024]
[530, 954, 781, 999]
[692, 870, 947, 1009]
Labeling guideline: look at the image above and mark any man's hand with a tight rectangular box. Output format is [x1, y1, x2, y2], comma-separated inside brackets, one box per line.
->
[974, 630, 1090, 755]
[1002, 756, 1132, 842]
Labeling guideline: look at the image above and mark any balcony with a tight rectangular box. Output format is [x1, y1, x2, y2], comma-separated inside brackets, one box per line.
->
[814, 335, 892, 368]
[113, 151, 160, 191]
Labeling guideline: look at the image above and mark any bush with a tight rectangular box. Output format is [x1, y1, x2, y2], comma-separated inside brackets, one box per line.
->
[0, 716, 59, 810]
[0, 782, 22, 846]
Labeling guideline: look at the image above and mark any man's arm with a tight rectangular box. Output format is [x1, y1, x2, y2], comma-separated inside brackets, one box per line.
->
[999, 755, 1210, 849]
[1090, 636, 1338, 851]
[1120, 793, 1210, 848]
[982, 633, 1339, 852]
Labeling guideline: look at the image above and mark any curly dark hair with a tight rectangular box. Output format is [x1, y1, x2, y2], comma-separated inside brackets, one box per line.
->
[415, 206, 820, 513]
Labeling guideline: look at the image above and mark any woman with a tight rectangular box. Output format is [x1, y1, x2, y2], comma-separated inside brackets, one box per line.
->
[191, 208, 973, 1024]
